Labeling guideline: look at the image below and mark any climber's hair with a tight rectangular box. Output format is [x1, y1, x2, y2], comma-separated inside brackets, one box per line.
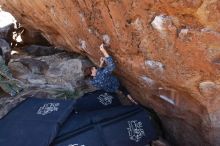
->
[84, 66, 94, 79]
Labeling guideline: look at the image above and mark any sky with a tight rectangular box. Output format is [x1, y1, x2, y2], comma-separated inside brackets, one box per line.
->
[0, 7, 16, 28]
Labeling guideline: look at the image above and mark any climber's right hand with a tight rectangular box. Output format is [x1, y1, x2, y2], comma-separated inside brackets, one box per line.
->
[100, 44, 105, 52]
[100, 57, 105, 63]
[99, 43, 110, 57]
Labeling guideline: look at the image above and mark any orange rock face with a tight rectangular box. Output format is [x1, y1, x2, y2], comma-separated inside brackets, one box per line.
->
[1, 0, 220, 145]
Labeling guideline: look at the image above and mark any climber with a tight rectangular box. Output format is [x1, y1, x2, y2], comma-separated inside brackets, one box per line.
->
[0, 46, 23, 96]
[84, 44, 137, 104]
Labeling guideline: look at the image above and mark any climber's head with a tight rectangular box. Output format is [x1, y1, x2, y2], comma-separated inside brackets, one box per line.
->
[84, 66, 97, 78]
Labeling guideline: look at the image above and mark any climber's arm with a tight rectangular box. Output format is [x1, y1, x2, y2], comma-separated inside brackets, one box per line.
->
[100, 44, 110, 58]
[102, 56, 116, 74]
[99, 44, 116, 74]
[99, 57, 105, 68]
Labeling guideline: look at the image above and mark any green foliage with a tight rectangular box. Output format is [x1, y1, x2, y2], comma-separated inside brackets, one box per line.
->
[46, 88, 80, 99]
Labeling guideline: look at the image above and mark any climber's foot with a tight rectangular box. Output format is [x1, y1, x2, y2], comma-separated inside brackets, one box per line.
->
[127, 94, 138, 105]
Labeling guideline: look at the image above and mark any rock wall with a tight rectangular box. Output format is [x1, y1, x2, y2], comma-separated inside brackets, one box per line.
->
[1, 0, 220, 145]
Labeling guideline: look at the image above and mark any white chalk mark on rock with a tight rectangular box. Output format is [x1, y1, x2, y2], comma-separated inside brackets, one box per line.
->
[179, 28, 188, 38]
[102, 34, 111, 45]
[159, 95, 175, 105]
[63, 19, 68, 26]
[145, 60, 164, 73]
[199, 81, 217, 96]
[132, 17, 143, 31]
[151, 14, 174, 37]
[50, 7, 56, 16]
[79, 12, 85, 22]
[79, 39, 87, 50]
[88, 28, 92, 33]
[140, 76, 155, 87]
[151, 15, 166, 32]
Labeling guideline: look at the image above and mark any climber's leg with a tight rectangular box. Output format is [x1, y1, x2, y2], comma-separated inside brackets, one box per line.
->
[118, 84, 138, 104]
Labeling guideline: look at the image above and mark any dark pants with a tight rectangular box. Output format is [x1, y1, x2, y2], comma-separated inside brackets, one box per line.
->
[118, 84, 129, 97]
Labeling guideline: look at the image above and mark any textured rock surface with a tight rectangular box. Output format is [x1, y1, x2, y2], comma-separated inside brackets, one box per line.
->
[0, 96, 25, 119]
[0, 50, 93, 119]
[9, 52, 92, 94]
[21, 29, 51, 46]
[1, 0, 220, 145]
[0, 23, 14, 41]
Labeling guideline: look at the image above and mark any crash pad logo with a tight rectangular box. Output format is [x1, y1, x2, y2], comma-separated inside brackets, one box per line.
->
[37, 103, 60, 115]
[127, 120, 145, 142]
[97, 93, 113, 106]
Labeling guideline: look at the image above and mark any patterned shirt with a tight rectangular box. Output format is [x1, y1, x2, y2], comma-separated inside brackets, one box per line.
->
[90, 56, 120, 92]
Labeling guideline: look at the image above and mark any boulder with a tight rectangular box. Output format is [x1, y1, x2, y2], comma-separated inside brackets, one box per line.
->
[0, 38, 11, 64]
[24, 45, 62, 56]
[9, 52, 92, 93]
[1, 0, 220, 145]
[21, 28, 50, 46]
[0, 23, 14, 42]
